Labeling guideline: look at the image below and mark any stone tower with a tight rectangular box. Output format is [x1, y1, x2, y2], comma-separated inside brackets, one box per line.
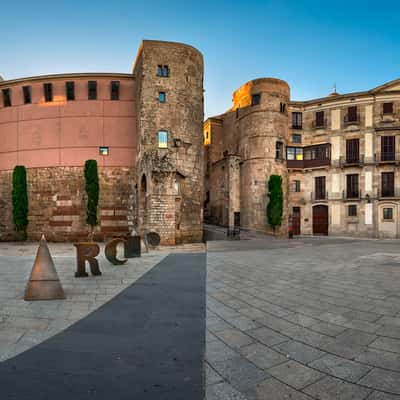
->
[133, 40, 204, 244]
[234, 78, 290, 234]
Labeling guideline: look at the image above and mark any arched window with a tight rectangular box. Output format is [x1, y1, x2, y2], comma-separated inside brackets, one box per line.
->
[158, 130, 168, 148]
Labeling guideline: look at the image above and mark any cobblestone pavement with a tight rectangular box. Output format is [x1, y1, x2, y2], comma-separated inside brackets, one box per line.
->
[206, 237, 400, 399]
[0, 241, 204, 362]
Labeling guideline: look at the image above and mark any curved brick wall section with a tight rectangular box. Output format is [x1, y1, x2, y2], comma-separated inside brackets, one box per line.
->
[0, 75, 136, 171]
[0, 166, 135, 241]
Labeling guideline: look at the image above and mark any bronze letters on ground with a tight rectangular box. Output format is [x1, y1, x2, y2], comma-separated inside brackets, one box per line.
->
[74, 242, 101, 277]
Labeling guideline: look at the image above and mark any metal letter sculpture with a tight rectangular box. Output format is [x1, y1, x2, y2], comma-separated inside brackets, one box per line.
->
[24, 235, 66, 301]
[124, 235, 141, 258]
[105, 238, 128, 265]
[74, 242, 101, 277]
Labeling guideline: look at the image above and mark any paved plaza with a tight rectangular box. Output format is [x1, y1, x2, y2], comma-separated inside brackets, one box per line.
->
[2, 235, 400, 398]
[206, 236, 400, 399]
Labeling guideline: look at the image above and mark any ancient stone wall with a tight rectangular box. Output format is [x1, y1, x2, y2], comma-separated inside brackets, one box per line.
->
[134, 40, 204, 244]
[0, 166, 135, 241]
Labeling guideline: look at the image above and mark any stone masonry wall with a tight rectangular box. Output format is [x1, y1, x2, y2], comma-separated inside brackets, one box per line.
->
[0, 166, 135, 241]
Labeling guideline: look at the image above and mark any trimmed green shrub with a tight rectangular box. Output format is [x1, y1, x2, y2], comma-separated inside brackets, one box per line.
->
[84, 160, 99, 227]
[267, 175, 283, 230]
[12, 166, 29, 237]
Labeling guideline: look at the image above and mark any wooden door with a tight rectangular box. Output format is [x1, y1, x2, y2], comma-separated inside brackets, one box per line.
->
[313, 205, 328, 235]
[292, 207, 301, 235]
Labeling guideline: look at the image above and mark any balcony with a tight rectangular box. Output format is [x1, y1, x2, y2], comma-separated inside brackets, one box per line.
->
[312, 119, 328, 129]
[344, 114, 360, 126]
[375, 152, 399, 163]
[311, 192, 328, 202]
[287, 158, 331, 169]
[377, 188, 400, 199]
[343, 189, 361, 200]
[340, 154, 364, 167]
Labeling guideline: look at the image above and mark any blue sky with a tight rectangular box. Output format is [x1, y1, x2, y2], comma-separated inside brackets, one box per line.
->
[1, 0, 400, 117]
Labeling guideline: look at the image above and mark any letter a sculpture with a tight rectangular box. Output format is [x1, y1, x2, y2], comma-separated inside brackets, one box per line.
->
[24, 235, 66, 301]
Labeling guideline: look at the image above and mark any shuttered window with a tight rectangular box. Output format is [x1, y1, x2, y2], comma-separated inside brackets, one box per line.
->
[315, 176, 326, 200]
[346, 174, 359, 198]
[383, 103, 393, 114]
[381, 136, 395, 161]
[346, 138, 360, 163]
[381, 172, 394, 197]
[348, 106, 358, 122]
[315, 111, 324, 127]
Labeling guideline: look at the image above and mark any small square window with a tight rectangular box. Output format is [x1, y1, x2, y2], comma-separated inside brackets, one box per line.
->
[2, 88, 11, 107]
[99, 146, 109, 156]
[158, 130, 168, 148]
[251, 94, 260, 106]
[292, 134, 301, 144]
[44, 83, 53, 102]
[348, 205, 357, 217]
[159, 92, 166, 103]
[383, 208, 393, 220]
[23, 86, 31, 104]
[66, 81, 75, 101]
[110, 81, 120, 100]
[88, 81, 97, 100]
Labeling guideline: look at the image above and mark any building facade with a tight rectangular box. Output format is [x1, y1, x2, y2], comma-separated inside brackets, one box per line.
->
[0, 40, 204, 244]
[204, 77, 400, 238]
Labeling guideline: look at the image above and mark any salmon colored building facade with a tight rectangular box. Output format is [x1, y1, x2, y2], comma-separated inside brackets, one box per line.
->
[0, 40, 204, 243]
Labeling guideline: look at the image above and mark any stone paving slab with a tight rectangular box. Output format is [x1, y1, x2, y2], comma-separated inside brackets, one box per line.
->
[205, 236, 400, 399]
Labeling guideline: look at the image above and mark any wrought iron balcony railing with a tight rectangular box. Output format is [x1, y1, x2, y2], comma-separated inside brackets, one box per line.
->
[344, 115, 360, 125]
[377, 188, 400, 199]
[343, 189, 361, 200]
[311, 192, 328, 202]
[340, 154, 364, 167]
[312, 119, 328, 129]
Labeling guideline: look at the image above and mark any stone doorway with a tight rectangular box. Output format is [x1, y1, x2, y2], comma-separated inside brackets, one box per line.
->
[292, 207, 301, 235]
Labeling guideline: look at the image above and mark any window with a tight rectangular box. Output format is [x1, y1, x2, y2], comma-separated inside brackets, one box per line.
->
[315, 111, 324, 127]
[158, 130, 168, 148]
[346, 174, 359, 198]
[99, 146, 109, 155]
[292, 180, 301, 192]
[280, 102, 286, 113]
[381, 136, 395, 161]
[157, 65, 169, 77]
[159, 92, 166, 103]
[347, 106, 358, 122]
[66, 81, 75, 101]
[88, 81, 97, 100]
[348, 205, 357, 217]
[346, 138, 360, 163]
[110, 81, 120, 100]
[275, 141, 284, 160]
[383, 208, 393, 220]
[381, 172, 395, 197]
[383, 102, 393, 115]
[23, 86, 31, 104]
[292, 112, 302, 129]
[315, 176, 326, 200]
[2, 88, 11, 107]
[292, 134, 301, 144]
[251, 94, 260, 106]
[286, 147, 303, 160]
[44, 83, 53, 102]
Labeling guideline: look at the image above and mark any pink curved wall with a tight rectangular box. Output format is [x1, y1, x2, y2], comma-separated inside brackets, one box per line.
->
[0, 76, 136, 171]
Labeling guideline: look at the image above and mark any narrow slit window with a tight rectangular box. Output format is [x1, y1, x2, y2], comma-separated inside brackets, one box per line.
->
[158, 130, 168, 148]
[66, 81, 75, 101]
[88, 81, 97, 100]
[251, 94, 260, 106]
[44, 83, 53, 102]
[23, 86, 32, 104]
[110, 81, 120, 100]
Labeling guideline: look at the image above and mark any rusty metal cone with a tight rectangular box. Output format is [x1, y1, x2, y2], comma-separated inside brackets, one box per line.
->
[24, 234, 66, 301]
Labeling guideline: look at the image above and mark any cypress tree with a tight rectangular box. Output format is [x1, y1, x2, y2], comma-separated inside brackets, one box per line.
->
[267, 175, 283, 230]
[84, 160, 99, 227]
[12, 165, 29, 238]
